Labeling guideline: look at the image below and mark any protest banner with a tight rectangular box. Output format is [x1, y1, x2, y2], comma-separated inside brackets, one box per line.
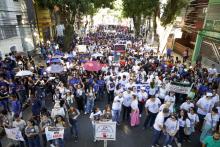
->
[5, 127, 24, 141]
[95, 122, 116, 141]
[166, 82, 193, 94]
[45, 127, 64, 141]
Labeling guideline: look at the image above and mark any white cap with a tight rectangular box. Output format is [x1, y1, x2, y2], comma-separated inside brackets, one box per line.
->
[141, 87, 145, 90]
[206, 92, 213, 97]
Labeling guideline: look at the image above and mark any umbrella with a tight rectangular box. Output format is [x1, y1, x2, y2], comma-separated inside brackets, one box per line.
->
[83, 61, 102, 72]
[46, 58, 62, 64]
[16, 70, 33, 77]
[91, 53, 104, 58]
[46, 64, 64, 73]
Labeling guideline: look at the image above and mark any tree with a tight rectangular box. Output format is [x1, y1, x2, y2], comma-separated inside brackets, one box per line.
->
[35, 0, 115, 51]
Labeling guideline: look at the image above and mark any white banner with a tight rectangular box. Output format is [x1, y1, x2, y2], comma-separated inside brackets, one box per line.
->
[5, 127, 24, 141]
[166, 83, 192, 94]
[45, 127, 64, 141]
[95, 122, 116, 141]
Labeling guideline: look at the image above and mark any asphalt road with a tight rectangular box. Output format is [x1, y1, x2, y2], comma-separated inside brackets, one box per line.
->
[2, 97, 201, 147]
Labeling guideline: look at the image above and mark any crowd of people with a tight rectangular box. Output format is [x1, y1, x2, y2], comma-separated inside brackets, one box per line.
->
[0, 25, 220, 147]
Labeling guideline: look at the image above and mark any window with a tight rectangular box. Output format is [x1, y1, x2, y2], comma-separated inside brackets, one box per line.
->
[0, 26, 18, 40]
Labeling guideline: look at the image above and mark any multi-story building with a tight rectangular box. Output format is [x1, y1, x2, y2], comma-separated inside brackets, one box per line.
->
[192, 0, 220, 70]
[0, 0, 34, 58]
[172, 0, 209, 58]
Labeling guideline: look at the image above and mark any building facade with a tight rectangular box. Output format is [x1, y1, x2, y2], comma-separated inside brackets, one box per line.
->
[172, 0, 208, 58]
[192, 0, 220, 71]
[0, 0, 34, 57]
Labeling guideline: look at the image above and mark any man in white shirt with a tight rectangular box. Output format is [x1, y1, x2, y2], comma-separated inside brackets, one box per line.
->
[212, 89, 219, 106]
[151, 108, 170, 147]
[122, 88, 132, 121]
[180, 98, 194, 112]
[143, 96, 161, 129]
[112, 92, 124, 125]
[196, 92, 215, 130]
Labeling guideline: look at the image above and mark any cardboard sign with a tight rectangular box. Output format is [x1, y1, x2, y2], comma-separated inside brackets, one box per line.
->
[5, 127, 24, 141]
[95, 122, 116, 141]
[166, 82, 192, 94]
[45, 127, 64, 141]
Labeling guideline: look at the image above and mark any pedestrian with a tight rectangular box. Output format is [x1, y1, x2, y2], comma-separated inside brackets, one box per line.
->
[25, 119, 41, 147]
[122, 88, 132, 121]
[163, 114, 179, 147]
[10, 95, 22, 118]
[200, 107, 219, 143]
[51, 101, 65, 119]
[85, 86, 95, 114]
[130, 95, 140, 127]
[68, 106, 80, 142]
[202, 131, 220, 147]
[54, 115, 66, 147]
[12, 114, 27, 147]
[102, 104, 112, 122]
[75, 84, 85, 113]
[143, 95, 161, 129]
[151, 108, 170, 147]
[177, 109, 191, 147]
[187, 107, 199, 138]
[137, 87, 148, 117]
[39, 113, 53, 147]
[89, 106, 102, 142]
[112, 92, 123, 125]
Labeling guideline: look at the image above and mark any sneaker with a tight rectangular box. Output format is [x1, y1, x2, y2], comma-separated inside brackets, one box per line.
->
[50, 144, 55, 147]
[139, 114, 142, 117]
[177, 143, 181, 147]
[84, 112, 87, 114]
[93, 139, 97, 142]
[167, 145, 172, 147]
[163, 146, 167, 147]
[155, 144, 160, 147]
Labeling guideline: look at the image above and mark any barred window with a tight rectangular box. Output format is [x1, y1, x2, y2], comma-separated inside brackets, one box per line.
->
[0, 26, 18, 40]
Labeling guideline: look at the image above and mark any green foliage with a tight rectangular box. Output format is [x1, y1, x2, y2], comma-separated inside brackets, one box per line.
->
[161, 0, 189, 26]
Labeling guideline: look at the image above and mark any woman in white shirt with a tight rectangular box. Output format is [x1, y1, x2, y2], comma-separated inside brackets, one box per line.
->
[187, 107, 199, 136]
[157, 83, 167, 103]
[165, 92, 176, 111]
[89, 106, 102, 142]
[130, 95, 140, 127]
[200, 107, 220, 143]
[177, 110, 191, 147]
[163, 114, 179, 147]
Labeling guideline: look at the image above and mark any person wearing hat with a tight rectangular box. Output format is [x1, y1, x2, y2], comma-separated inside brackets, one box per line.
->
[196, 92, 215, 131]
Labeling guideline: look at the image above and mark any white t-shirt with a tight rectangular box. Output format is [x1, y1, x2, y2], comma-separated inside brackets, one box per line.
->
[196, 97, 214, 115]
[12, 120, 26, 131]
[51, 107, 65, 118]
[153, 112, 165, 131]
[158, 88, 166, 99]
[180, 102, 194, 112]
[204, 113, 219, 128]
[165, 95, 176, 107]
[145, 98, 161, 113]
[131, 99, 139, 110]
[212, 94, 219, 105]
[159, 104, 173, 114]
[122, 91, 132, 107]
[178, 118, 191, 127]
[164, 118, 179, 134]
[112, 96, 123, 110]
[137, 91, 148, 102]
[187, 113, 199, 126]
[149, 88, 156, 96]
[90, 111, 102, 125]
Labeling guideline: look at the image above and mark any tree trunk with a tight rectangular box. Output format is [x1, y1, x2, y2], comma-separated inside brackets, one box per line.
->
[63, 24, 74, 52]
[133, 15, 141, 37]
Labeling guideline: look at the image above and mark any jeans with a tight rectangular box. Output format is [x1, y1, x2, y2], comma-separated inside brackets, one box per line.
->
[143, 111, 157, 128]
[112, 109, 121, 123]
[85, 99, 94, 113]
[163, 133, 174, 146]
[70, 119, 79, 137]
[27, 136, 41, 147]
[138, 101, 144, 115]
[152, 129, 162, 146]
